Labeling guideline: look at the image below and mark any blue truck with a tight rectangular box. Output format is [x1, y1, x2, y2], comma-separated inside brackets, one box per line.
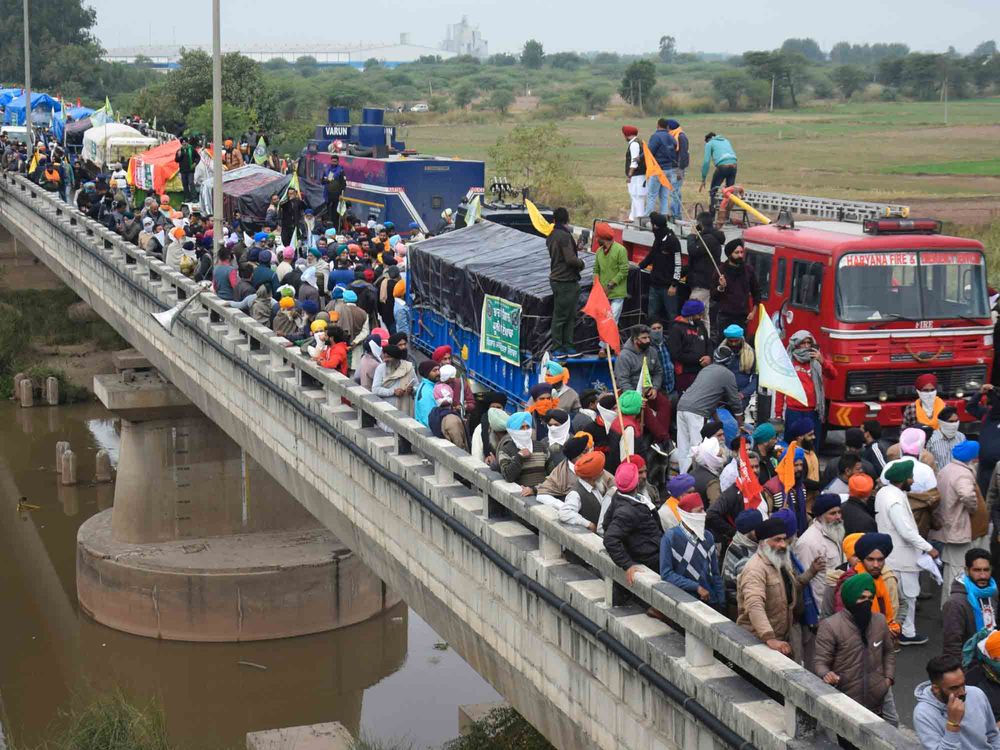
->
[407, 221, 646, 406]
[301, 107, 484, 233]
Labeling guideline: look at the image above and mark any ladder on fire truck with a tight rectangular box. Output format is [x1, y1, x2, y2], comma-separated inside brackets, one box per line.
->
[736, 190, 910, 223]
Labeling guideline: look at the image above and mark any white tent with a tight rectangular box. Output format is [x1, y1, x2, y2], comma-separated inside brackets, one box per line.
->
[82, 123, 157, 168]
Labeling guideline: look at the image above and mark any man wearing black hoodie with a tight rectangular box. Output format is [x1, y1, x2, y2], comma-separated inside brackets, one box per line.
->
[686, 212, 724, 337]
[638, 212, 681, 324]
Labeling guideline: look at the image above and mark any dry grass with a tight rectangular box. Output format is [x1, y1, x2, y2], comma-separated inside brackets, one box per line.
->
[405, 98, 1000, 224]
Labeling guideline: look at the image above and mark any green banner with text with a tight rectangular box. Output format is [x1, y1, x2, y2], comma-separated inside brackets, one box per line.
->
[480, 295, 522, 366]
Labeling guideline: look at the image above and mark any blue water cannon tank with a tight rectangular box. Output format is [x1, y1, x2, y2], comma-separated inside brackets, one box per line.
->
[361, 107, 384, 126]
[327, 106, 350, 124]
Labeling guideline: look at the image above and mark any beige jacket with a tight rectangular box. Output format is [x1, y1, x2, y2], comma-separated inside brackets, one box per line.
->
[736, 551, 799, 643]
[930, 461, 979, 544]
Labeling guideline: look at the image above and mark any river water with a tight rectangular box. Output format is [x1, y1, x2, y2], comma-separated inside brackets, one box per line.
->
[0, 401, 500, 750]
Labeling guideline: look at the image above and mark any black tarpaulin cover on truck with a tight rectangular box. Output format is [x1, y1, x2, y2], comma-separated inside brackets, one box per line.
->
[407, 221, 643, 360]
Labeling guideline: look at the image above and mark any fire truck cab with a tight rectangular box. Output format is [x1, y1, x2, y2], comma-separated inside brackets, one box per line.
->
[745, 218, 992, 428]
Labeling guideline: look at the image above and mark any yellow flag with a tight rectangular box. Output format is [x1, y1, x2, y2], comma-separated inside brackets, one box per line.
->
[640, 356, 653, 389]
[28, 150, 39, 176]
[525, 199, 553, 237]
[642, 141, 671, 190]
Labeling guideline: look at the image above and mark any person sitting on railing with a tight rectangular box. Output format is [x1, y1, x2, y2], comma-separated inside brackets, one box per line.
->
[428, 383, 469, 452]
[603, 460, 664, 587]
[736, 516, 800, 658]
[659, 492, 725, 609]
[498, 411, 554, 494]
[433, 346, 476, 421]
[537, 436, 611, 528]
[353, 334, 383, 391]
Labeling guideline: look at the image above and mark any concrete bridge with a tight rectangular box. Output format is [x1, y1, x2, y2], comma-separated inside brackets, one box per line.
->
[0, 173, 920, 750]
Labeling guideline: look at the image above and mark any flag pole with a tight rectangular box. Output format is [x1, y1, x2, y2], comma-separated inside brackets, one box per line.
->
[604, 352, 630, 458]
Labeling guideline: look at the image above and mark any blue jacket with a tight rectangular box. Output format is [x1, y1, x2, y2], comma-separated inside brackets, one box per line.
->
[414, 378, 437, 427]
[647, 129, 678, 171]
[701, 135, 737, 180]
[659, 526, 724, 605]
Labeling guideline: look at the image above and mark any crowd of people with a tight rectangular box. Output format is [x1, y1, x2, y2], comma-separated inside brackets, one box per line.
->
[12, 111, 1000, 747]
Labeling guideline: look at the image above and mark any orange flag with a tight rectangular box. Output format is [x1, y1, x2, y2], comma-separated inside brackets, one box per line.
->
[776, 440, 799, 493]
[642, 141, 672, 190]
[735, 438, 764, 510]
[582, 278, 621, 354]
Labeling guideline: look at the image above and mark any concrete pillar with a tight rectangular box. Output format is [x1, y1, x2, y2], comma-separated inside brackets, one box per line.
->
[18, 377, 33, 407]
[684, 630, 714, 668]
[60, 449, 77, 485]
[55, 440, 70, 468]
[246, 722, 354, 750]
[78, 372, 400, 642]
[45, 376, 59, 406]
[95, 449, 113, 483]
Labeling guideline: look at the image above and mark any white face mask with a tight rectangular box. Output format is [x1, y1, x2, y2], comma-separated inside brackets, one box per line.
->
[918, 389, 937, 412]
[939, 421, 960, 439]
[508, 427, 534, 452]
[548, 419, 571, 448]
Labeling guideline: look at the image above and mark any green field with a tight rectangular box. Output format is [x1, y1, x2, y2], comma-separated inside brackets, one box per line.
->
[885, 158, 1000, 175]
[404, 99, 1000, 225]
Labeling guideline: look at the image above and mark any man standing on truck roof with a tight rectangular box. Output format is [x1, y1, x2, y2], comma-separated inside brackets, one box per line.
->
[686, 212, 724, 338]
[621, 125, 647, 222]
[699, 132, 737, 218]
[593, 222, 630, 358]
[712, 238, 761, 341]
[323, 155, 346, 229]
[665, 119, 689, 219]
[645, 119, 678, 219]
[547, 207, 584, 357]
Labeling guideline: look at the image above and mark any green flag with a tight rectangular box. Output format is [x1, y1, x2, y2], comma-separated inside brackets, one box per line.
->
[640, 356, 653, 390]
[253, 136, 267, 165]
[104, 96, 114, 122]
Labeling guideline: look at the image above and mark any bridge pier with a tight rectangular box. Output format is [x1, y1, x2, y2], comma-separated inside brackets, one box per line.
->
[77, 370, 400, 641]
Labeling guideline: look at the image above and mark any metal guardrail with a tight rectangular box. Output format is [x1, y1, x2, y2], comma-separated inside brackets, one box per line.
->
[0, 172, 918, 750]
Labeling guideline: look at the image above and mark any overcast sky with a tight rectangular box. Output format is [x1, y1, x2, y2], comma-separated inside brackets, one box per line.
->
[92, 0, 997, 55]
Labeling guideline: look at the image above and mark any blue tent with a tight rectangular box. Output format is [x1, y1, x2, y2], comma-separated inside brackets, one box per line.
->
[0, 88, 23, 106]
[68, 106, 95, 120]
[3, 92, 63, 125]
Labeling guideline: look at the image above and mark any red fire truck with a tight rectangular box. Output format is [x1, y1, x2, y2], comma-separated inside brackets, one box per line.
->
[593, 193, 993, 428]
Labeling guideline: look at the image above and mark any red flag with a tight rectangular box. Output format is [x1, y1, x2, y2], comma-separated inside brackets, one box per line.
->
[582, 277, 621, 353]
[735, 438, 764, 511]
[77, 97, 81, 108]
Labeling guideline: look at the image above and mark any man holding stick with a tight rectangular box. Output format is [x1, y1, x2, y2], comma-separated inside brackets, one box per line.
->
[686, 212, 725, 337]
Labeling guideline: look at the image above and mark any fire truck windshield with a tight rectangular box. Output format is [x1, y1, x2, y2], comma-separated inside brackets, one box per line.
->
[836, 250, 989, 323]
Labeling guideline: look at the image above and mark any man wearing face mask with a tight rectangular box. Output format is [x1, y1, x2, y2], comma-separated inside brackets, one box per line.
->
[929, 406, 967, 471]
[774, 330, 837, 449]
[659, 493, 725, 608]
[814, 573, 896, 721]
[933, 441, 987, 607]
[615, 325, 664, 392]
[903, 373, 947, 430]
[876, 460, 939, 646]
[668, 299, 712, 394]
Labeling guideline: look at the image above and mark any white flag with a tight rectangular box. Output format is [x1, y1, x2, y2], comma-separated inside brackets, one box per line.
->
[753, 304, 807, 404]
[465, 194, 481, 225]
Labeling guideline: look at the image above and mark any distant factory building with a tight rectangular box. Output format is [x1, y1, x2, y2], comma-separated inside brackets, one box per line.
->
[440, 16, 488, 59]
[104, 35, 455, 70]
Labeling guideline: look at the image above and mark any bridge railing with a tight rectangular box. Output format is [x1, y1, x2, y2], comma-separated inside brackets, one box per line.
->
[2, 173, 915, 750]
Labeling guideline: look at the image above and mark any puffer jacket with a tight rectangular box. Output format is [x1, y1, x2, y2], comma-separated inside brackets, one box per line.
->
[814, 610, 895, 712]
[736, 551, 798, 642]
[931, 460, 982, 544]
[603, 492, 663, 571]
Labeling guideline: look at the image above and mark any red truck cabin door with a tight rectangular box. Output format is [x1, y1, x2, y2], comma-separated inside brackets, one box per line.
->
[771, 247, 827, 345]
